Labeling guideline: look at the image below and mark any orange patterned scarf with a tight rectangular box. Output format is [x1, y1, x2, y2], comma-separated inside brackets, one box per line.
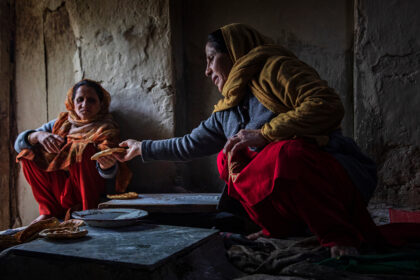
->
[17, 79, 131, 192]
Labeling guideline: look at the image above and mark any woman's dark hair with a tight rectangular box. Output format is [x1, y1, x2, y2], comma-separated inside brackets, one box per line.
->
[207, 29, 228, 54]
[72, 80, 104, 101]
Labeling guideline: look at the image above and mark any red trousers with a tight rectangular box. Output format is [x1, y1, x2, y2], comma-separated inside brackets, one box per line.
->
[20, 144, 105, 217]
[218, 139, 383, 248]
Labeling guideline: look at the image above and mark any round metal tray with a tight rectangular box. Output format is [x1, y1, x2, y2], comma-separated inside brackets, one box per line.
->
[72, 208, 148, 228]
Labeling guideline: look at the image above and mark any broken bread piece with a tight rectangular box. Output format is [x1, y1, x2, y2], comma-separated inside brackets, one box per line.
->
[14, 217, 60, 243]
[107, 192, 139, 200]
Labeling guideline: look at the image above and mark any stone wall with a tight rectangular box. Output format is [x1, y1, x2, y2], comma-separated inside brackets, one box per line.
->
[7, 0, 420, 226]
[15, 0, 176, 225]
[354, 0, 420, 207]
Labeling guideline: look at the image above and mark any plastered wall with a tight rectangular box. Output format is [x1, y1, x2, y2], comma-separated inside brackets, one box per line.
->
[15, 0, 177, 225]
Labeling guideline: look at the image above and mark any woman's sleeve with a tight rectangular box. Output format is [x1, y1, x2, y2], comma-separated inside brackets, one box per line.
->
[96, 162, 118, 179]
[141, 113, 227, 162]
[14, 119, 57, 153]
[260, 57, 344, 143]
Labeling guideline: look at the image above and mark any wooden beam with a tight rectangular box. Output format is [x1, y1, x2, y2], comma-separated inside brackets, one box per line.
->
[0, 0, 15, 230]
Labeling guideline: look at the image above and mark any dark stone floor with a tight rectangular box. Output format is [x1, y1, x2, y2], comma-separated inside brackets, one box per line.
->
[1, 204, 419, 280]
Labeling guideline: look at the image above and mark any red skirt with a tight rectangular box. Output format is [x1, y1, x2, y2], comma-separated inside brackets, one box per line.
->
[20, 144, 105, 218]
[218, 139, 383, 248]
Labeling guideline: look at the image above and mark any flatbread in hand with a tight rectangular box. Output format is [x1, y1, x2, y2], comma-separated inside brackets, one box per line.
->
[90, 147, 126, 160]
[107, 192, 139, 200]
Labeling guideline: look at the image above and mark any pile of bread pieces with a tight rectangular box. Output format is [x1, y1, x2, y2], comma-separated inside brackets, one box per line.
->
[0, 189, 140, 251]
[0, 218, 86, 250]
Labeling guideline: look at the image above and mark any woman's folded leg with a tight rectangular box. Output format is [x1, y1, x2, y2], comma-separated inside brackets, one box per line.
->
[66, 144, 105, 210]
[224, 139, 383, 250]
[20, 158, 67, 217]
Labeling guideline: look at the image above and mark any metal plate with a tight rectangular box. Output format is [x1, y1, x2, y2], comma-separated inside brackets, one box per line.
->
[72, 208, 148, 228]
[99, 193, 220, 213]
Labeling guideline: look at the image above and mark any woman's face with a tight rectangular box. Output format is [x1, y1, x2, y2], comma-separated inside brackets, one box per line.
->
[205, 42, 233, 93]
[74, 85, 101, 120]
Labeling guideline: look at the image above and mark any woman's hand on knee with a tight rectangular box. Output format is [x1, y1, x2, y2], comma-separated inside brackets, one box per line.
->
[224, 129, 268, 157]
[114, 139, 142, 162]
[97, 155, 117, 170]
[30, 131, 65, 153]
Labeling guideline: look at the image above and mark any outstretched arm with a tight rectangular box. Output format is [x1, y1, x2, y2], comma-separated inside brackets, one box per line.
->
[115, 112, 227, 163]
[113, 139, 142, 162]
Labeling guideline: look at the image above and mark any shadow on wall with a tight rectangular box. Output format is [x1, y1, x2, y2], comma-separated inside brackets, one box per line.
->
[111, 107, 178, 194]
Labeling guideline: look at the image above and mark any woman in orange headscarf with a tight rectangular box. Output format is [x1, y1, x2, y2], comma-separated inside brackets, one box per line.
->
[15, 79, 131, 224]
[115, 24, 379, 257]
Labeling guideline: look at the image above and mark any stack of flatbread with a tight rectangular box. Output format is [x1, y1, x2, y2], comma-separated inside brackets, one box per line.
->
[0, 218, 87, 250]
[38, 219, 87, 239]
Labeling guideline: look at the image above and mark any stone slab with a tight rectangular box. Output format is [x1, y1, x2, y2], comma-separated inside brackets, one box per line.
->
[3, 224, 218, 270]
[99, 193, 221, 213]
[0, 223, 244, 279]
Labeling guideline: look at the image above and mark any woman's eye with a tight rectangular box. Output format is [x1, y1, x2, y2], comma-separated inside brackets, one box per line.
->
[76, 98, 83, 103]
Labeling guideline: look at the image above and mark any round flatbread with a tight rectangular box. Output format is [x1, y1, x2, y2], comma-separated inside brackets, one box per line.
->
[90, 147, 126, 160]
[39, 227, 88, 239]
[107, 192, 139, 200]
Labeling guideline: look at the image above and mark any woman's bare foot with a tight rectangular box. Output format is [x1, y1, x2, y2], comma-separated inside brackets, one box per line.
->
[29, 214, 52, 225]
[330, 245, 359, 258]
[246, 230, 265, 240]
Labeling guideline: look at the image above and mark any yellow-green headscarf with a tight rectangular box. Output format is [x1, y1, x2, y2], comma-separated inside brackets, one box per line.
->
[221, 23, 274, 62]
[213, 23, 344, 145]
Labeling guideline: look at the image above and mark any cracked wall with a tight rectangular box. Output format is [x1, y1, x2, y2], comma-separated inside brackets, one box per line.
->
[15, 0, 175, 225]
[355, 0, 420, 207]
